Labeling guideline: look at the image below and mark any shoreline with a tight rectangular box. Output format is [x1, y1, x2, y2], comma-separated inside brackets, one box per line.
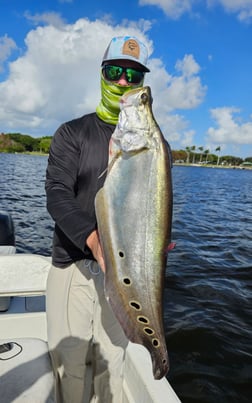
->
[1, 152, 251, 170]
[173, 162, 252, 170]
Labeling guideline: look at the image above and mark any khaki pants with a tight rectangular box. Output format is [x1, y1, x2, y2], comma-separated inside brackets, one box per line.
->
[46, 260, 128, 403]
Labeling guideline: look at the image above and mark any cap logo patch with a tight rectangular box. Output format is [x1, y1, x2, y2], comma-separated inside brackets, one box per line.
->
[122, 39, 140, 60]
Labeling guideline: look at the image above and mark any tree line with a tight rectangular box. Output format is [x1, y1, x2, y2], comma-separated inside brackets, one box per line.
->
[172, 145, 252, 166]
[1, 132, 252, 165]
[0, 132, 51, 154]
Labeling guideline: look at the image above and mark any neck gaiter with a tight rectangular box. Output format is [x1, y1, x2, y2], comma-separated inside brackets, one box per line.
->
[96, 73, 142, 125]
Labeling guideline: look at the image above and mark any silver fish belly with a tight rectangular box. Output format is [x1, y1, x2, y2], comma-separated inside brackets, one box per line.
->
[95, 86, 173, 380]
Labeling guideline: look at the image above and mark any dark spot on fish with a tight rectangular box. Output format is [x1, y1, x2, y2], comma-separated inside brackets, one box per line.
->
[137, 316, 149, 324]
[152, 338, 160, 347]
[141, 92, 148, 104]
[118, 251, 124, 258]
[144, 327, 155, 336]
[123, 277, 132, 286]
[129, 301, 141, 311]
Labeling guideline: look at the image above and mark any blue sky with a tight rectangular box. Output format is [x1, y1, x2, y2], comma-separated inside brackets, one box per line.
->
[0, 0, 252, 158]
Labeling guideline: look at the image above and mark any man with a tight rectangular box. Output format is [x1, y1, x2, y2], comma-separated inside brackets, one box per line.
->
[45, 36, 150, 402]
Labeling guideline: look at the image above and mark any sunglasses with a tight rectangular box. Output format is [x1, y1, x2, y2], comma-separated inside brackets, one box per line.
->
[102, 65, 145, 84]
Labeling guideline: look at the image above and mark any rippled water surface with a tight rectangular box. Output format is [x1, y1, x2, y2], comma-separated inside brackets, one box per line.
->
[0, 154, 251, 402]
[0, 153, 53, 254]
[165, 165, 252, 403]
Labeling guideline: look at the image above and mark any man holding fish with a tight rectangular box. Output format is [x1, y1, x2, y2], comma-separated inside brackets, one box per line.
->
[46, 35, 172, 403]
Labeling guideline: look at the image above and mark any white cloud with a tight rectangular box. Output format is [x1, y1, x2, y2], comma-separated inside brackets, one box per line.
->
[144, 56, 206, 146]
[139, 0, 193, 19]
[0, 35, 17, 72]
[146, 55, 206, 112]
[0, 16, 206, 143]
[24, 11, 66, 28]
[140, 0, 252, 21]
[0, 18, 153, 132]
[180, 129, 196, 148]
[208, 0, 252, 22]
[207, 107, 252, 145]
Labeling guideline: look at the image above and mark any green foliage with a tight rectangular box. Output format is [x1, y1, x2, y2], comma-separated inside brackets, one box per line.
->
[8, 133, 40, 152]
[0, 132, 52, 154]
[0, 134, 249, 165]
[180, 145, 246, 165]
[0, 133, 25, 153]
[221, 155, 243, 166]
[39, 137, 52, 153]
[172, 149, 187, 162]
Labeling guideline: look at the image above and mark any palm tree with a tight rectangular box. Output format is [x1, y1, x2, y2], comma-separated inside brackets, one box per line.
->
[215, 146, 221, 165]
[190, 145, 196, 164]
[185, 146, 191, 163]
[204, 149, 210, 163]
[198, 146, 204, 163]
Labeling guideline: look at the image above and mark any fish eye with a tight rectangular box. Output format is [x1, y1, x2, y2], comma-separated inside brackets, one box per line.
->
[141, 93, 148, 104]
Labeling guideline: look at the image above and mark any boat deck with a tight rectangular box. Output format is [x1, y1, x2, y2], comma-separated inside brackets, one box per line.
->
[0, 254, 180, 403]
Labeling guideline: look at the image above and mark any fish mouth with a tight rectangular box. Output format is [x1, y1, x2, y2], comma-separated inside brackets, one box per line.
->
[120, 85, 152, 106]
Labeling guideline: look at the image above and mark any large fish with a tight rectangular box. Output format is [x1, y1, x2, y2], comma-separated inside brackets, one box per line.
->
[95, 86, 173, 380]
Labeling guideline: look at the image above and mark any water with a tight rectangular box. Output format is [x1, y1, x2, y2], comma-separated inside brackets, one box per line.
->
[165, 165, 252, 402]
[0, 153, 53, 254]
[0, 154, 251, 402]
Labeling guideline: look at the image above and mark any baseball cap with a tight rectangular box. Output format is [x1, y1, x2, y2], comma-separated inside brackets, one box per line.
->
[102, 36, 150, 72]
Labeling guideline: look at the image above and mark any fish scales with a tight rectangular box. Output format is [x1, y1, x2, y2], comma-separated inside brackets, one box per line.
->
[95, 86, 173, 380]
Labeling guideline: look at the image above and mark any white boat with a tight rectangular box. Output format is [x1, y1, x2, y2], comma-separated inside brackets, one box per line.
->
[0, 213, 180, 403]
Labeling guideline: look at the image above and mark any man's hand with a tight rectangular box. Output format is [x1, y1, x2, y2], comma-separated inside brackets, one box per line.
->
[86, 230, 106, 273]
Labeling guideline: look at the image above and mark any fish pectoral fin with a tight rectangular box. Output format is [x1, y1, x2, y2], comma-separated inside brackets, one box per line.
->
[98, 151, 122, 179]
[98, 167, 108, 179]
[107, 150, 122, 173]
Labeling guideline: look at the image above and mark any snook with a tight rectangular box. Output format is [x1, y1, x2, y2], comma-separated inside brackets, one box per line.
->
[95, 86, 173, 380]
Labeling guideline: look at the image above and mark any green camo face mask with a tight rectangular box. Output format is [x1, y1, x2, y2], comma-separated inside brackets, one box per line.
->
[96, 73, 143, 125]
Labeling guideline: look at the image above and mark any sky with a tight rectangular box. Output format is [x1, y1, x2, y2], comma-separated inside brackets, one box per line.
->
[0, 0, 252, 158]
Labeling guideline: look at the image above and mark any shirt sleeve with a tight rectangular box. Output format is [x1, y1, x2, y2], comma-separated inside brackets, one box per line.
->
[45, 123, 96, 253]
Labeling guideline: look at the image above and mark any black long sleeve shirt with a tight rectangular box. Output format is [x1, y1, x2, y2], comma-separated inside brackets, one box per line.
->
[45, 112, 115, 267]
